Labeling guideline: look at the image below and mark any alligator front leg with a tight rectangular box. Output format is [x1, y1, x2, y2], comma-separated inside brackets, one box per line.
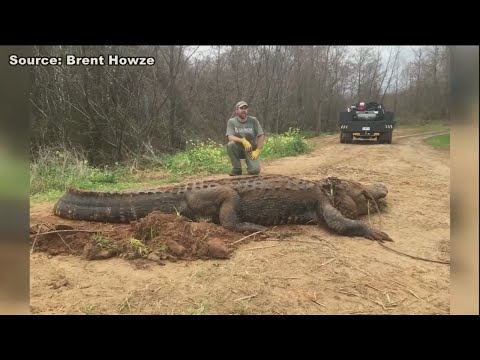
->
[316, 190, 393, 242]
[185, 187, 267, 233]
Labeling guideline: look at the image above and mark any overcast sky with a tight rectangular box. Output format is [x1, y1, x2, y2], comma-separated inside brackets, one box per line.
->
[190, 45, 422, 65]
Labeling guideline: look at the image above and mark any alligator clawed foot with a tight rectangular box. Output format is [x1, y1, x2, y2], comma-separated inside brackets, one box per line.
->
[365, 229, 393, 242]
[224, 222, 267, 234]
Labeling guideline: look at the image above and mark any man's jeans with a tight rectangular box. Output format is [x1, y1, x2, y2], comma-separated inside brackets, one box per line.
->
[227, 141, 261, 175]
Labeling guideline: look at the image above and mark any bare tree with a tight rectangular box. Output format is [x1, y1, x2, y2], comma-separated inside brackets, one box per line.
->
[30, 45, 451, 165]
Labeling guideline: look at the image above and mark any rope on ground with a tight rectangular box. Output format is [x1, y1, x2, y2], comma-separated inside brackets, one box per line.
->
[327, 178, 450, 266]
[375, 240, 450, 265]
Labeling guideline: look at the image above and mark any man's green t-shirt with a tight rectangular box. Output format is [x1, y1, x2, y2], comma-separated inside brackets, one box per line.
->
[226, 116, 264, 147]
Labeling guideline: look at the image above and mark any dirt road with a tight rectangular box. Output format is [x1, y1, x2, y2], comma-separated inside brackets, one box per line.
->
[30, 127, 450, 314]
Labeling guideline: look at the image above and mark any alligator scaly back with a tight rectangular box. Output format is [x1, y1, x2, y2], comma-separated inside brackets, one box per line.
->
[53, 175, 310, 223]
[53, 175, 393, 242]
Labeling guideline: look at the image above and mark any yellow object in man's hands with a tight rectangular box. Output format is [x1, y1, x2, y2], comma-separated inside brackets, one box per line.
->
[249, 149, 261, 160]
[240, 137, 252, 151]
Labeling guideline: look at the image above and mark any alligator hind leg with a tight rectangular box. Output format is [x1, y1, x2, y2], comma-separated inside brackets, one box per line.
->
[185, 186, 267, 233]
[217, 188, 267, 232]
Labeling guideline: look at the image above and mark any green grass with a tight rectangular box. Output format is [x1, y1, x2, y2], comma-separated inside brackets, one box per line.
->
[29, 175, 189, 204]
[164, 139, 231, 177]
[395, 120, 450, 133]
[424, 133, 450, 149]
[30, 128, 314, 202]
[261, 128, 313, 160]
[29, 146, 129, 195]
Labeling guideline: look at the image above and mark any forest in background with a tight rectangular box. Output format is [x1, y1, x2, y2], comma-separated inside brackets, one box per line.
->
[29, 45, 450, 165]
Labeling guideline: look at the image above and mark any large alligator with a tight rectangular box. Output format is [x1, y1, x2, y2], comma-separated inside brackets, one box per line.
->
[53, 175, 392, 242]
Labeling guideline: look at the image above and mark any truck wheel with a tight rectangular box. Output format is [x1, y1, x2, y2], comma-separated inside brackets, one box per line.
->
[385, 132, 393, 144]
[379, 132, 392, 144]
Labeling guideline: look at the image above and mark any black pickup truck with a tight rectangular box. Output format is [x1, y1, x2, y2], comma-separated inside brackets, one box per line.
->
[339, 101, 395, 144]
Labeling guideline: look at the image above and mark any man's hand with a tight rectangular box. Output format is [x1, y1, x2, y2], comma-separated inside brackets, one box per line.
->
[240, 137, 252, 151]
[249, 149, 261, 160]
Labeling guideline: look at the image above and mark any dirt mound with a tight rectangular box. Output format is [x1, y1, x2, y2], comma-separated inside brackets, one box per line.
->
[30, 212, 267, 263]
[130, 212, 246, 261]
[30, 224, 94, 256]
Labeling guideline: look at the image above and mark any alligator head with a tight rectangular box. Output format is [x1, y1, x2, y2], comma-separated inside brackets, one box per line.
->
[321, 177, 388, 219]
